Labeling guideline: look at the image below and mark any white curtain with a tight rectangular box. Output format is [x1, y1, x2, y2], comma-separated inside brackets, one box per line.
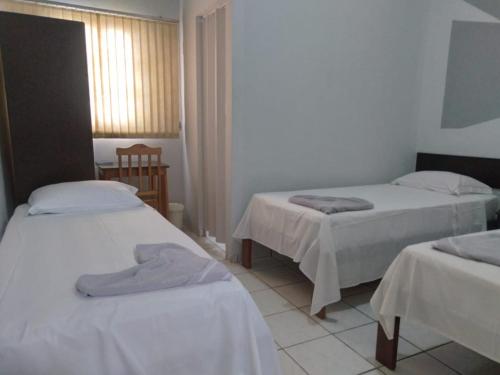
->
[196, 6, 230, 246]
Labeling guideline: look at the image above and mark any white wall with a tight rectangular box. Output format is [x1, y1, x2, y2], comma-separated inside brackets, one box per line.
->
[416, 0, 500, 158]
[230, 0, 430, 252]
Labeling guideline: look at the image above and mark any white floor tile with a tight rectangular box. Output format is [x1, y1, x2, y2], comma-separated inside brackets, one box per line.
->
[223, 260, 249, 275]
[363, 371, 385, 375]
[336, 323, 421, 365]
[265, 309, 329, 348]
[279, 350, 308, 375]
[253, 266, 306, 288]
[251, 289, 295, 316]
[235, 273, 269, 292]
[399, 320, 450, 351]
[344, 291, 377, 320]
[303, 301, 372, 333]
[381, 353, 456, 375]
[286, 335, 374, 375]
[428, 342, 500, 375]
[275, 282, 313, 308]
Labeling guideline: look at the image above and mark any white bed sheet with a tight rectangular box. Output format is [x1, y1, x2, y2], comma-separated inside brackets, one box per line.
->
[234, 184, 497, 314]
[0, 205, 281, 375]
[371, 232, 500, 363]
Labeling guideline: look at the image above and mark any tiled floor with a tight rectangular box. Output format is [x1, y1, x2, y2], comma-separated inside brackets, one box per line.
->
[188, 233, 500, 375]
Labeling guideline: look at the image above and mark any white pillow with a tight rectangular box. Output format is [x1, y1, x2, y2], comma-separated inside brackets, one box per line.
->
[392, 171, 493, 196]
[28, 180, 144, 215]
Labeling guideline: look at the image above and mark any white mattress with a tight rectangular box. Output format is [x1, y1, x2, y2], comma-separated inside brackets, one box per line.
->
[234, 184, 498, 314]
[371, 232, 500, 363]
[0, 205, 281, 375]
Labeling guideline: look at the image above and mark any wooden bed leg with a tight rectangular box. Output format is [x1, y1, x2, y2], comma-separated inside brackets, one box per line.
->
[242, 239, 252, 269]
[316, 306, 327, 320]
[375, 317, 400, 370]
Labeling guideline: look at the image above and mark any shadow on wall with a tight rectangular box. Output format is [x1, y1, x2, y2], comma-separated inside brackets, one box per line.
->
[0, 145, 13, 236]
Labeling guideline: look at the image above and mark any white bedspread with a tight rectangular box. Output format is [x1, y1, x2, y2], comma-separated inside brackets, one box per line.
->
[234, 184, 497, 314]
[371, 232, 500, 363]
[0, 205, 281, 375]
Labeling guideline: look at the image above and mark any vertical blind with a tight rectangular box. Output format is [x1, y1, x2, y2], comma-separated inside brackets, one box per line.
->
[0, 0, 180, 138]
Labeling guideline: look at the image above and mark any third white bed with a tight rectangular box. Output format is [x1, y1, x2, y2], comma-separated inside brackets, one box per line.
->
[234, 184, 497, 314]
[371, 231, 500, 364]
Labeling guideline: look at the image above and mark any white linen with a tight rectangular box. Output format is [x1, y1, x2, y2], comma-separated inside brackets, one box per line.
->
[0, 205, 281, 375]
[392, 171, 493, 196]
[234, 184, 497, 314]
[28, 180, 143, 215]
[371, 232, 500, 363]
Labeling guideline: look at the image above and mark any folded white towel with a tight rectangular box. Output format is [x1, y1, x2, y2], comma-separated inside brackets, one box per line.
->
[76, 243, 232, 297]
[433, 232, 500, 267]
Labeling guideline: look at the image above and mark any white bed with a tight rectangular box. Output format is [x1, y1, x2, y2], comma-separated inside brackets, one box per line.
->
[234, 184, 498, 314]
[371, 231, 500, 367]
[0, 205, 281, 375]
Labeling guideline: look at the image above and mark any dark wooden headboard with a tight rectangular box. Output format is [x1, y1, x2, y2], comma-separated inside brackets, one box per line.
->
[0, 12, 94, 207]
[416, 153, 500, 189]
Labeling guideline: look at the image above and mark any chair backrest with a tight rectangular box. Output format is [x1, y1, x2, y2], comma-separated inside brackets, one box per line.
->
[116, 144, 162, 208]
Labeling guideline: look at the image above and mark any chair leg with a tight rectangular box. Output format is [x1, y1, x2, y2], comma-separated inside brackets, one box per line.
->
[242, 239, 252, 269]
[375, 317, 400, 370]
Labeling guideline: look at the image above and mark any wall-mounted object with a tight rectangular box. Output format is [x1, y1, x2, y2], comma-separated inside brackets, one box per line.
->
[463, 0, 500, 20]
[442, 21, 500, 129]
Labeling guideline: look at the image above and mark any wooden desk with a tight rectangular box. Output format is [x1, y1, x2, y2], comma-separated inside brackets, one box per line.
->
[97, 162, 170, 218]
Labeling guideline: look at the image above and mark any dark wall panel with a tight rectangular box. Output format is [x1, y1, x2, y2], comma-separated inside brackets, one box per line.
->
[0, 12, 94, 206]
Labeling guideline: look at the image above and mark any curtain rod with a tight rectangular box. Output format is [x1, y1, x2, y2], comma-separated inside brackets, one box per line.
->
[16, 0, 179, 23]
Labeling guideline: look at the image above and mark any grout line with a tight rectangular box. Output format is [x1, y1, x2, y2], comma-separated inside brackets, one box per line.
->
[281, 349, 311, 375]
[258, 306, 297, 319]
[272, 282, 309, 300]
[281, 333, 332, 350]
[424, 344, 463, 375]
[331, 321, 376, 336]
[338, 296, 377, 322]
[330, 332, 377, 371]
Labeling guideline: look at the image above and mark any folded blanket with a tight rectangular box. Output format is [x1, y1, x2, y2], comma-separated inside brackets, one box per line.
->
[433, 232, 500, 267]
[289, 195, 374, 214]
[76, 243, 232, 297]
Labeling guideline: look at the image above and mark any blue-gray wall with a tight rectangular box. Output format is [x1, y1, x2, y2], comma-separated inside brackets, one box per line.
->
[230, 0, 430, 254]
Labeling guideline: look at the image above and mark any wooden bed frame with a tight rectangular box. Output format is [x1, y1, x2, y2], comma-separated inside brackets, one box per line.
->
[240, 152, 500, 323]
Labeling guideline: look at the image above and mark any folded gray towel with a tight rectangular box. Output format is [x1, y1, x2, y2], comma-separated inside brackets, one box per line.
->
[433, 232, 500, 267]
[289, 195, 374, 214]
[76, 243, 232, 297]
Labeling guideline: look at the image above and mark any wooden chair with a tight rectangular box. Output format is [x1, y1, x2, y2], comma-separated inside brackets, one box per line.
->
[116, 144, 162, 211]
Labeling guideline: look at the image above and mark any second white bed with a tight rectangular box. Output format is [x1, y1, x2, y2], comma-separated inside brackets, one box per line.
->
[234, 184, 498, 314]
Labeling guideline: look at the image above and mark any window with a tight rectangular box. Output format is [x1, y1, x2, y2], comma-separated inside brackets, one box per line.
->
[0, 0, 180, 138]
